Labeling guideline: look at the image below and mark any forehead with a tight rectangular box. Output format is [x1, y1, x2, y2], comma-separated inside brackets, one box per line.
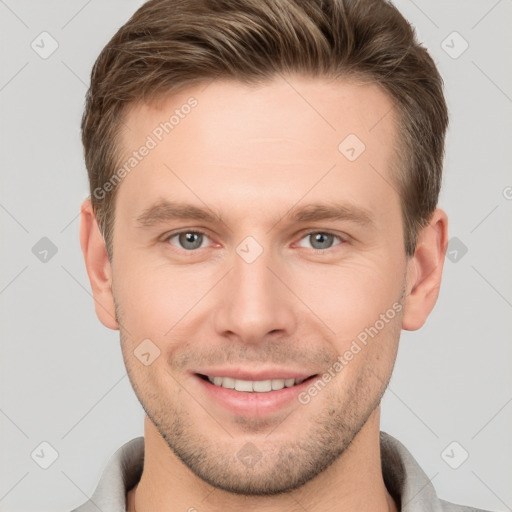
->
[116, 75, 399, 223]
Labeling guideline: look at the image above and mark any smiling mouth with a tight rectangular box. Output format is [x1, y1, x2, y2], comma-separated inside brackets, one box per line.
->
[196, 373, 318, 393]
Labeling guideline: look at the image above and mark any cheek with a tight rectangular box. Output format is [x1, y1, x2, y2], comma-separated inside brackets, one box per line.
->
[291, 256, 404, 341]
[113, 256, 206, 334]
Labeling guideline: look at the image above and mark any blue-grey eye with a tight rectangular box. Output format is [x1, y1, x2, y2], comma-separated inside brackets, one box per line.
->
[169, 231, 207, 250]
[298, 232, 341, 250]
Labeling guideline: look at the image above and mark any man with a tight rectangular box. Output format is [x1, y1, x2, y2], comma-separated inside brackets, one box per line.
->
[73, 0, 492, 511]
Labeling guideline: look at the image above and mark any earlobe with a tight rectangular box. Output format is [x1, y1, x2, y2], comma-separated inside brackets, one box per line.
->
[402, 208, 449, 331]
[79, 199, 119, 330]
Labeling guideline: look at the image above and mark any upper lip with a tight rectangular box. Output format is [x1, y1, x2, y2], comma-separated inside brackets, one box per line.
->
[193, 368, 317, 381]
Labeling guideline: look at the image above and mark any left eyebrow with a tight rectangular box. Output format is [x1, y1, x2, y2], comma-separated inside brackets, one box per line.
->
[286, 202, 375, 227]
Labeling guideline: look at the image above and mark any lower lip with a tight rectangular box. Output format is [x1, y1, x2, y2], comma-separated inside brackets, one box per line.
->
[194, 374, 317, 417]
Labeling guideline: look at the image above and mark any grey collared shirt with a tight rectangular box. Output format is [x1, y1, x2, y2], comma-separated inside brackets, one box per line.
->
[71, 432, 492, 512]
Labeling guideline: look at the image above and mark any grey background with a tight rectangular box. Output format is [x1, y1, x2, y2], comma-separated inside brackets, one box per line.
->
[0, 1, 511, 511]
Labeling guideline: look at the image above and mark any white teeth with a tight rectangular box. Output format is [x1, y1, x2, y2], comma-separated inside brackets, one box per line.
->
[234, 379, 253, 392]
[220, 376, 235, 389]
[271, 379, 285, 390]
[253, 380, 272, 392]
[206, 375, 307, 392]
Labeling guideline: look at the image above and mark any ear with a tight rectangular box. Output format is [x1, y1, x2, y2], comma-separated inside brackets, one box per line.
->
[402, 208, 449, 331]
[79, 198, 119, 330]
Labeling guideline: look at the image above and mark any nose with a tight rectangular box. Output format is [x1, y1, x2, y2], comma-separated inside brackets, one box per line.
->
[213, 244, 298, 344]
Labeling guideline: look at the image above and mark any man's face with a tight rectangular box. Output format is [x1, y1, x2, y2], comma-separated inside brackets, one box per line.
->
[110, 76, 410, 494]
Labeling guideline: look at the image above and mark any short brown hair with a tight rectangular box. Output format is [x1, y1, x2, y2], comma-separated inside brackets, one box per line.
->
[82, 0, 448, 259]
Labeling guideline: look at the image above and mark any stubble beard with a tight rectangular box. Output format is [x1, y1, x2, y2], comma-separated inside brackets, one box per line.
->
[114, 289, 403, 496]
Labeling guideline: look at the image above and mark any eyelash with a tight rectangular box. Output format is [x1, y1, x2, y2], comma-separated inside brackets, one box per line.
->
[162, 229, 346, 252]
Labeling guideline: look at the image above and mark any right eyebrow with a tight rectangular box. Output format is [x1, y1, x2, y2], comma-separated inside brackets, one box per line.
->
[135, 200, 221, 228]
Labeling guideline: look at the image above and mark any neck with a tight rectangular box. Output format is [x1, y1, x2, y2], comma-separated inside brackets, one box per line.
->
[127, 408, 397, 512]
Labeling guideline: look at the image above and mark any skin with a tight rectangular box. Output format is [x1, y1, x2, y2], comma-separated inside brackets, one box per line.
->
[80, 75, 448, 512]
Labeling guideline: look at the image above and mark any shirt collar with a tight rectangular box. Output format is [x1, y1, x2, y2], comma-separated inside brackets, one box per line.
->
[380, 431, 443, 512]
